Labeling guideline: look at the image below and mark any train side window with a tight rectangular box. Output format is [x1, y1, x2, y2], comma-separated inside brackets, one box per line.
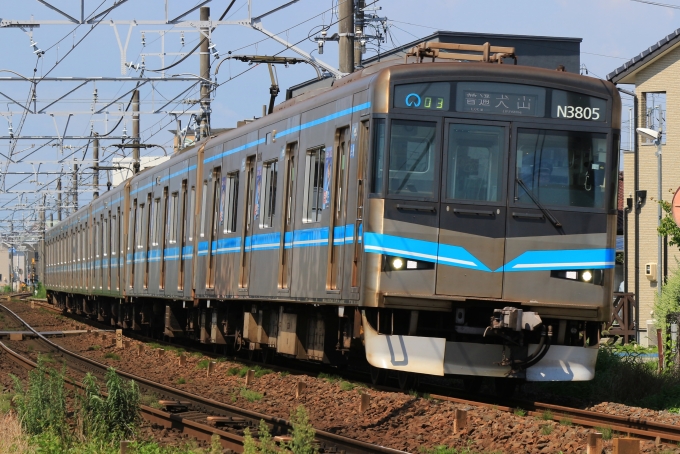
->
[188, 186, 195, 241]
[111, 215, 116, 256]
[259, 160, 278, 229]
[371, 119, 386, 195]
[103, 218, 108, 256]
[169, 192, 178, 243]
[302, 146, 325, 223]
[151, 197, 160, 246]
[223, 172, 239, 233]
[200, 181, 208, 237]
[136, 202, 143, 249]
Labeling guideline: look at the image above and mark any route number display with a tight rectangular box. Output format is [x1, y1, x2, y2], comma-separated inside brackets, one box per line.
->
[551, 90, 607, 122]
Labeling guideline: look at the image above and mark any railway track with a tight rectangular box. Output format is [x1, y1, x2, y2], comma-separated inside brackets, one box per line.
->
[16, 297, 680, 447]
[0, 302, 407, 454]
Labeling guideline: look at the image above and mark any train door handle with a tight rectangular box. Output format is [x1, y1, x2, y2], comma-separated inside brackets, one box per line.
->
[452, 208, 494, 216]
[511, 212, 545, 220]
[396, 204, 436, 213]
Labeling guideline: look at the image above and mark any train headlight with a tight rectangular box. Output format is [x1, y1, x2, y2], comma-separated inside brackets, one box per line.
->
[392, 258, 404, 270]
[581, 270, 593, 282]
[383, 255, 435, 271]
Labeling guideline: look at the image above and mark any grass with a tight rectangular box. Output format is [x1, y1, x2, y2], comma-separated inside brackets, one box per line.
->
[0, 393, 12, 414]
[103, 352, 120, 360]
[140, 393, 163, 409]
[280, 370, 290, 377]
[175, 377, 186, 385]
[559, 417, 572, 426]
[226, 365, 273, 378]
[540, 424, 553, 436]
[340, 381, 355, 391]
[37, 353, 54, 363]
[318, 372, 342, 383]
[146, 342, 185, 355]
[196, 359, 211, 370]
[513, 408, 527, 417]
[596, 426, 614, 440]
[540, 409, 553, 421]
[420, 444, 501, 454]
[239, 388, 263, 402]
[88, 345, 101, 351]
[536, 347, 680, 412]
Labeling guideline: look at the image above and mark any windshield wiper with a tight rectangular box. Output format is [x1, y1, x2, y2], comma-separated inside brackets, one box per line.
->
[516, 178, 562, 228]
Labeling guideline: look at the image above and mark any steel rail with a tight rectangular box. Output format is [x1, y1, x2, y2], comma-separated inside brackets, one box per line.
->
[0, 302, 408, 454]
[24, 297, 680, 444]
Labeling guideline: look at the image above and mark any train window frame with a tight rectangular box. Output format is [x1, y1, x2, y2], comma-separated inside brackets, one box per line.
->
[302, 145, 325, 224]
[169, 191, 178, 244]
[511, 125, 612, 212]
[441, 120, 509, 206]
[223, 171, 239, 234]
[259, 160, 278, 229]
[385, 116, 442, 202]
[188, 186, 195, 241]
[200, 180, 208, 238]
[151, 197, 160, 247]
[370, 118, 386, 196]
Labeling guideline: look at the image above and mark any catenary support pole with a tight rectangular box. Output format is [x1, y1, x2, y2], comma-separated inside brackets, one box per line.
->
[72, 163, 78, 212]
[338, 0, 354, 74]
[57, 177, 62, 221]
[132, 90, 140, 174]
[354, 0, 365, 69]
[93, 134, 99, 199]
[199, 6, 211, 140]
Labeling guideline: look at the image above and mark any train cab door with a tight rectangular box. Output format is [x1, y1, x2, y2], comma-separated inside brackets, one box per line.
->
[435, 119, 509, 299]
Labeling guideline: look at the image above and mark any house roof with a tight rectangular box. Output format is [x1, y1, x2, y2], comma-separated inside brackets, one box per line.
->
[607, 28, 680, 84]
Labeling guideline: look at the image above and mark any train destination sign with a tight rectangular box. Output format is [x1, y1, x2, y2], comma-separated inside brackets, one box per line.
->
[456, 82, 545, 117]
[394, 82, 450, 111]
[393, 81, 608, 122]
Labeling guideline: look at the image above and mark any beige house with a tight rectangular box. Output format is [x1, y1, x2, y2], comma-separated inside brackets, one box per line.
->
[608, 29, 680, 346]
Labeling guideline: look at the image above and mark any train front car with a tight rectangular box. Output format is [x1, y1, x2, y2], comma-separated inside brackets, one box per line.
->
[361, 63, 621, 388]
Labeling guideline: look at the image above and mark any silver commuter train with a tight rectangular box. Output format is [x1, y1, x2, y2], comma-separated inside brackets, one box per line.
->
[45, 56, 621, 389]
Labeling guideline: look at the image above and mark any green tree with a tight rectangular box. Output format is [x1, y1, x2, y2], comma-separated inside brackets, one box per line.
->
[658, 199, 680, 249]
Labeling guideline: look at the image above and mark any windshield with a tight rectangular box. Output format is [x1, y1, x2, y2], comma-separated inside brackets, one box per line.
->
[516, 129, 608, 209]
[387, 119, 437, 198]
[445, 124, 504, 202]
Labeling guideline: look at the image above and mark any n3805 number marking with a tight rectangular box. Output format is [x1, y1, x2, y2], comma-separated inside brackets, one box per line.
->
[556, 105, 600, 120]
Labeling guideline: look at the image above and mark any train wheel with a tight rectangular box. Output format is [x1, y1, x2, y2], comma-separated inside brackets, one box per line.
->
[397, 371, 418, 391]
[462, 377, 483, 394]
[369, 365, 387, 386]
[494, 378, 518, 397]
[261, 347, 275, 365]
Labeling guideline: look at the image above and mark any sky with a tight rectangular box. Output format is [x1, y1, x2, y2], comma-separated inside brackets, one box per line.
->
[0, 0, 677, 238]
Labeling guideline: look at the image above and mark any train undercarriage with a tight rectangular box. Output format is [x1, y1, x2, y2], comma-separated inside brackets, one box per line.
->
[47, 290, 601, 392]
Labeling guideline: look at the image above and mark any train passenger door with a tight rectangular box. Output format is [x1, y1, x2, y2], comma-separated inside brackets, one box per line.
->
[436, 120, 509, 298]
[327, 127, 350, 291]
[239, 156, 256, 290]
[278, 142, 297, 291]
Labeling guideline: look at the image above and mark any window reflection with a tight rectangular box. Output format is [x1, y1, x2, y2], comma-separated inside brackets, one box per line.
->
[388, 120, 437, 198]
[516, 129, 608, 209]
[446, 124, 504, 202]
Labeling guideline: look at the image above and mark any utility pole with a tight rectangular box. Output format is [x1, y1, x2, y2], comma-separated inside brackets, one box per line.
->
[338, 0, 354, 73]
[72, 163, 78, 213]
[199, 6, 211, 140]
[57, 177, 62, 222]
[132, 89, 140, 174]
[93, 134, 99, 199]
[354, 0, 365, 69]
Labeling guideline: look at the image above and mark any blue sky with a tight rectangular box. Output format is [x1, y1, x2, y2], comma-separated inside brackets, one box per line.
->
[0, 0, 676, 225]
